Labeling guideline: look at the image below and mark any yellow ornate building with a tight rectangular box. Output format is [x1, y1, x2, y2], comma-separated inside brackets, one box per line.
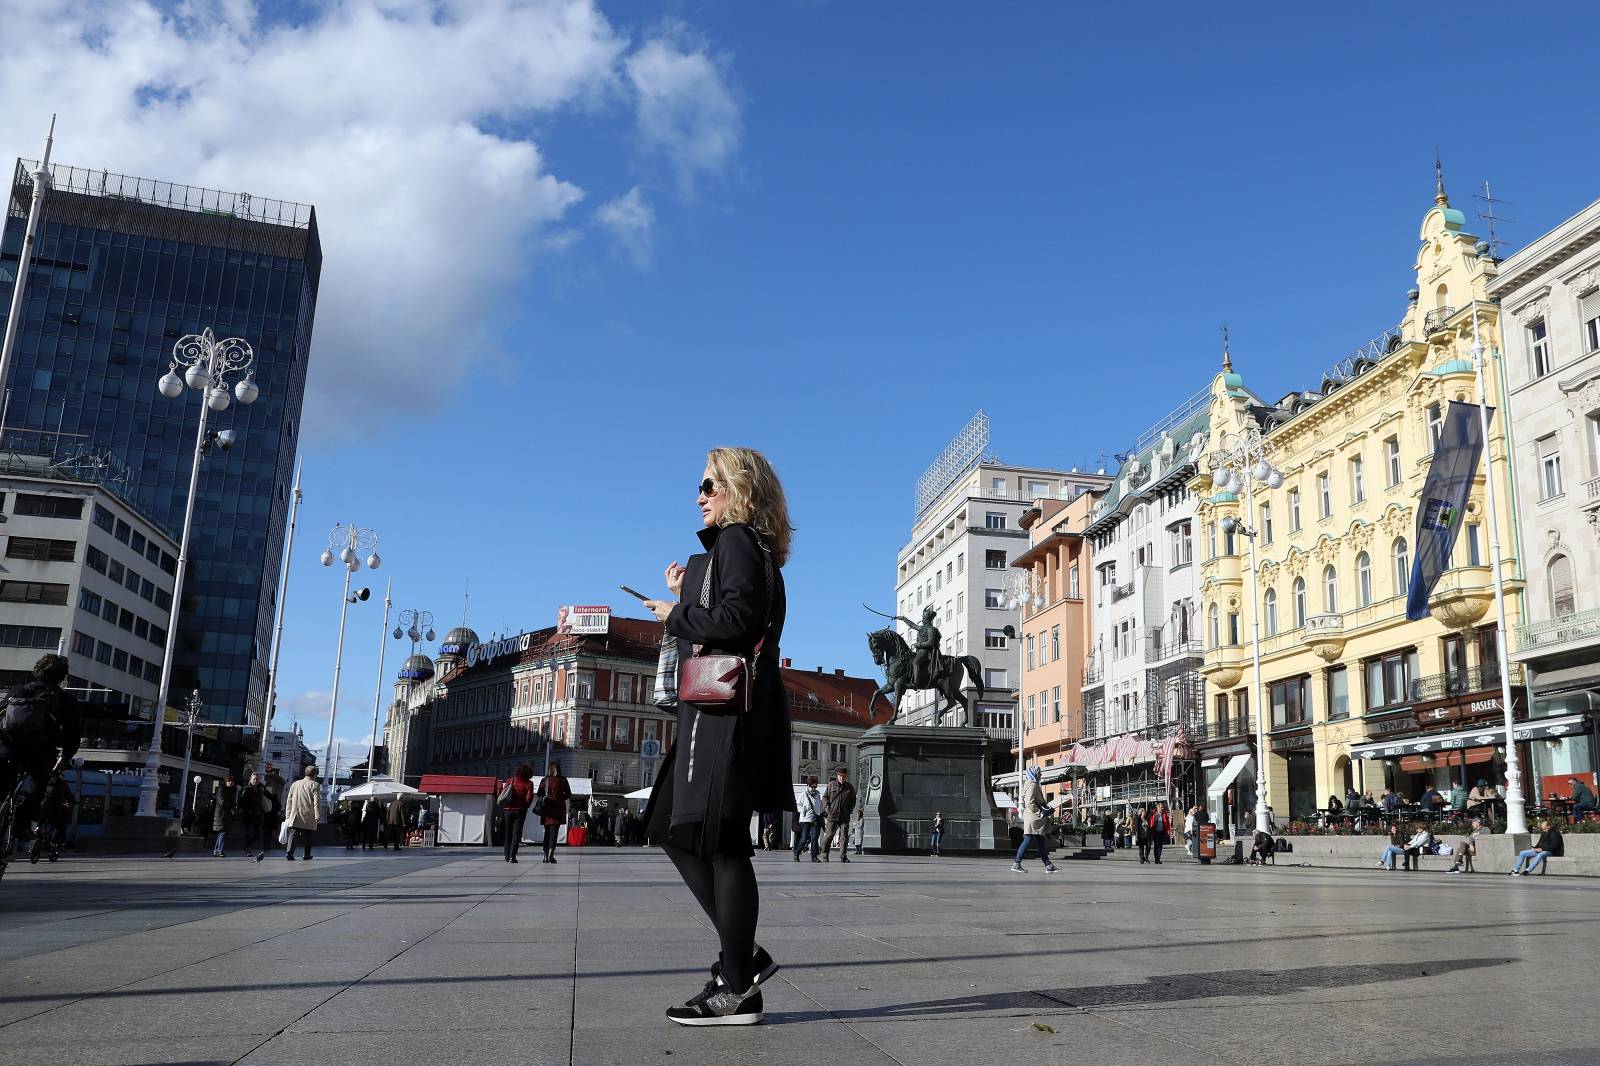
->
[1193, 178, 1527, 824]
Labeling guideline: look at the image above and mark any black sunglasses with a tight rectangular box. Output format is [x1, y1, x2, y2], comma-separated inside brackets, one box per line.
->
[698, 478, 718, 497]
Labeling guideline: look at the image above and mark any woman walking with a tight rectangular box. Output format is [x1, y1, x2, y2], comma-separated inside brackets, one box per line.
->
[930, 812, 943, 857]
[1010, 766, 1057, 874]
[502, 763, 536, 863]
[211, 774, 237, 857]
[536, 762, 570, 863]
[640, 447, 795, 1026]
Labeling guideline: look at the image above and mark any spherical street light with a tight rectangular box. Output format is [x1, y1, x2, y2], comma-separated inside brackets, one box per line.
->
[320, 548, 335, 567]
[366, 553, 381, 570]
[1252, 460, 1272, 483]
[158, 371, 184, 399]
[184, 363, 211, 391]
[234, 375, 259, 405]
[340, 546, 356, 566]
[207, 386, 231, 412]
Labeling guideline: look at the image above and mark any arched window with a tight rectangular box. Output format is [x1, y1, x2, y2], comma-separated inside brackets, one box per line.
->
[1323, 565, 1339, 613]
[1264, 589, 1278, 636]
[1355, 551, 1372, 607]
[1208, 603, 1220, 649]
[1393, 537, 1410, 594]
[1293, 577, 1307, 628]
[1550, 555, 1576, 615]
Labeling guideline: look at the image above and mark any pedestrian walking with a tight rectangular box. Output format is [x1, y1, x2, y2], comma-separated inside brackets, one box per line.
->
[1100, 810, 1115, 852]
[384, 797, 408, 849]
[361, 798, 383, 849]
[793, 776, 821, 862]
[211, 774, 237, 856]
[1135, 805, 1151, 863]
[1010, 766, 1057, 873]
[1184, 805, 1198, 858]
[239, 772, 270, 861]
[283, 765, 320, 861]
[638, 447, 795, 1026]
[338, 801, 360, 850]
[536, 762, 571, 863]
[1149, 801, 1172, 864]
[263, 766, 286, 855]
[819, 767, 856, 864]
[930, 812, 943, 856]
[852, 806, 865, 855]
[501, 763, 535, 863]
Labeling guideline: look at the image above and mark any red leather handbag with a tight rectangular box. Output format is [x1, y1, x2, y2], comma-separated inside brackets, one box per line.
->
[678, 539, 772, 713]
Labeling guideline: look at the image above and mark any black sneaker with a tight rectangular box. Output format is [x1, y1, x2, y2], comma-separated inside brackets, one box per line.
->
[666, 974, 763, 1026]
[750, 944, 779, 986]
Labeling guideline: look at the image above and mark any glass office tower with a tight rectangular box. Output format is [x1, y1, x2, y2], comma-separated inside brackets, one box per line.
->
[0, 161, 320, 727]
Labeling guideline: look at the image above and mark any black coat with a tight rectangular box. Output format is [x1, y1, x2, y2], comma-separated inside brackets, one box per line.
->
[646, 523, 796, 821]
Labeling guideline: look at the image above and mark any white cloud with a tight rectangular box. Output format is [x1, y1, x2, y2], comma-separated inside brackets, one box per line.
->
[272, 689, 374, 771]
[0, 0, 740, 439]
[626, 24, 742, 195]
[596, 186, 655, 265]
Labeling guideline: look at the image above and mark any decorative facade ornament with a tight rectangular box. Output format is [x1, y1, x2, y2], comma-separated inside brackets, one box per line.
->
[1568, 265, 1600, 297]
[1282, 547, 1307, 577]
[1346, 521, 1375, 551]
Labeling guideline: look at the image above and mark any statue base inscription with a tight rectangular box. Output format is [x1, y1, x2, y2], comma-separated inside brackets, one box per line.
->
[856, 724, 1007, 854]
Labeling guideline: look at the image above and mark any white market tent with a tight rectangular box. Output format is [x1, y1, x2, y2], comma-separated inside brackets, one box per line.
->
[339, 777, 421, 801]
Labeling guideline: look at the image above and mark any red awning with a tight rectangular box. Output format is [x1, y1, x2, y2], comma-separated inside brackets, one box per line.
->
[417, 774, 499, 795]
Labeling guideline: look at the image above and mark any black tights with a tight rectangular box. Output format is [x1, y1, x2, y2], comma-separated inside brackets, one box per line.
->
[663, 841, 759, 993]
[542, 823, 558, 858]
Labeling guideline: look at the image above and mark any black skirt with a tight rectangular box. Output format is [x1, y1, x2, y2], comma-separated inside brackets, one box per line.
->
[644, 704, 753, 860]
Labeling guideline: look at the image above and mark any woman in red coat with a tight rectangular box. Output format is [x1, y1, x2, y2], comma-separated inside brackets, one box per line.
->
[536, 762, 571, 863]
[502, 763, 536, 864]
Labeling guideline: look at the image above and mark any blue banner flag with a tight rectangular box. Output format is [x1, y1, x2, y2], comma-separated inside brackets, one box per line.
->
[1406, 400, 1492, 620]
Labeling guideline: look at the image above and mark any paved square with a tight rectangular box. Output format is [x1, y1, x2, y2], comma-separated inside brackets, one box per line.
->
[0, 847, 1593, 1065]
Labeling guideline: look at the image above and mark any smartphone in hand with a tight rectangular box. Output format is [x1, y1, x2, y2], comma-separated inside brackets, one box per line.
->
[619, 584, 651, 602]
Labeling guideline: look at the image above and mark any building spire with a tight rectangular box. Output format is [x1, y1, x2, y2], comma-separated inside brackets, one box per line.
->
[1435, 148, 1449, 206]
[1220, 323, 1233, 373]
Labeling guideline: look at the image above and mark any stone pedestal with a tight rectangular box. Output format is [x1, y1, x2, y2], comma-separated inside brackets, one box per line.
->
[856, 725, 1007, 854]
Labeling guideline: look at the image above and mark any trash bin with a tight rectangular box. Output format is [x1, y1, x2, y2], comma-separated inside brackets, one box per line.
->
[1197, 823, 1216, 865]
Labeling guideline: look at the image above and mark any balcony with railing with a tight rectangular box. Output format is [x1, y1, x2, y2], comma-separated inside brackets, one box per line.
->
[1111, 582, 1136, 603]
[1081, 663, 1104, 689]
[1516, 608, 1600, 656]
[1585, 476, 1600, 509]
[1407, 663, 1523, 703]
[1189, 715, 1256, 744]
[1145, 637, 1203, 664]
[1423, 305, 1457, 334]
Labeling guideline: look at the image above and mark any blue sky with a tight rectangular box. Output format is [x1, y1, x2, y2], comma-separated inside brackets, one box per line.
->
[3, 2, 1597, 761]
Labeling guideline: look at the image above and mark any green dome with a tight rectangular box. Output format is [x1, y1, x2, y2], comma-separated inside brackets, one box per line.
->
[1429, 358, 1473, 376]
[1208, 491, 1239, 504]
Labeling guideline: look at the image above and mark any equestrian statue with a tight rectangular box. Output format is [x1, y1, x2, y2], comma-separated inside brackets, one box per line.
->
[864, 604, 985, 728]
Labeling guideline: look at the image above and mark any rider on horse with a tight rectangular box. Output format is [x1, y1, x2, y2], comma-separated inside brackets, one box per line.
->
[892, 606, 942, 688]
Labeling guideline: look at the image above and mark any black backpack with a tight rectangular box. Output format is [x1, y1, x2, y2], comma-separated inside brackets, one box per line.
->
[0, 682, 57, 738]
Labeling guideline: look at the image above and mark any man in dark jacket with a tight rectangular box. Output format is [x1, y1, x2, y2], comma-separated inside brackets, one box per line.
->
[0, 654, 81, 837]
[819, 768, 857, 863]
[1510, 819, 1564, 875]
[239, 772, 270, 862]
[1568, 778, 1597, 817]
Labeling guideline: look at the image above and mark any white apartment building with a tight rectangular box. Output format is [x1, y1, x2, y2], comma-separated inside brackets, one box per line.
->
[1077, 387, 1212, 809]
[895, 424, 1107, 744]
[0, 466, 178, 715]
[1491, 195, 1600, 793]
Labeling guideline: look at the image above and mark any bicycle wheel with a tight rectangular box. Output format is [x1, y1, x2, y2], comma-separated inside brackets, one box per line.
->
[0, 800, 12, 883]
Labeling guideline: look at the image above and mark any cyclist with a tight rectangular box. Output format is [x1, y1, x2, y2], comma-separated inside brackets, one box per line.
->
[0, 654, 82, 839]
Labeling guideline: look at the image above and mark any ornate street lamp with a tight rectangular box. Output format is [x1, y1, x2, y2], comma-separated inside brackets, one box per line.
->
[137, 329, 260, 818]
[321, 523, 379, 798]
[1209, 421, 1283, 836]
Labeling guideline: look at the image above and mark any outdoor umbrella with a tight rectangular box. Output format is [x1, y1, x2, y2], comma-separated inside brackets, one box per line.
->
[340, 777, 422, 801]
[623, 786, 653, 801]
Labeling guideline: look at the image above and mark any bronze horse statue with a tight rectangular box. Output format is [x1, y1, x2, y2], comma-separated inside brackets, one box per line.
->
[866, 628, 985, 728]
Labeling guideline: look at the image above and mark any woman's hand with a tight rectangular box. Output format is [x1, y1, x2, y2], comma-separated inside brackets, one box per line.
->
[664, 561, 686, 598]
[642, 599, 674, 624]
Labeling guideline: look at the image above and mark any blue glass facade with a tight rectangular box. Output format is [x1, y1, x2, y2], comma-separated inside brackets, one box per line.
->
[0, 161, 320, 726]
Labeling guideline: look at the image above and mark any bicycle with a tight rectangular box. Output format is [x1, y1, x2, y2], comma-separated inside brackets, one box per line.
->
[28, 818, 60, 864]
[0, 776, 31, 884]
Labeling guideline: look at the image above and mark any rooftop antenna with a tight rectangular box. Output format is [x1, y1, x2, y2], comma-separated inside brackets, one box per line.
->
[1474, 180, 1516, 258]
[460, 579, 470, 626]
[1434, 148, 1449, 205]
[1220, 322, 1232, 373]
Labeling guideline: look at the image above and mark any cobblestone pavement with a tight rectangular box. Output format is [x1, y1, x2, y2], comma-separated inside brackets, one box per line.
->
[0, 845, 1593, 1065]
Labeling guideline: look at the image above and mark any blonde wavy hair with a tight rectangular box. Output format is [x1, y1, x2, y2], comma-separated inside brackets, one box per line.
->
[707, 447, 795, 567]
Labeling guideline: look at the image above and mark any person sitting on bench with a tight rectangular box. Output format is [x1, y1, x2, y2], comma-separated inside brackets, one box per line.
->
[1402, 825, 1433, 870]
[1448, 819, 1485, 874]
[1377, 822, 1407, 871]
[1510, 819, 1564, 876]
[1249, 829, 1275, 865]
